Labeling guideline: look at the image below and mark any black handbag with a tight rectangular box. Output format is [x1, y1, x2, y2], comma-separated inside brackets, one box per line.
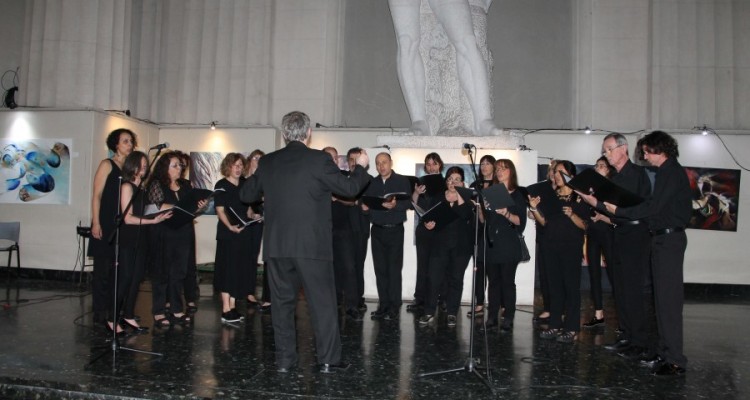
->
[514, 226, 531, 262]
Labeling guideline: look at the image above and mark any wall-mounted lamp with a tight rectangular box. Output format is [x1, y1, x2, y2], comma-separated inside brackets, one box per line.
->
[210, 121, 216, 130]
[695, 125, 712, 136]
[584, 126, 592, 135]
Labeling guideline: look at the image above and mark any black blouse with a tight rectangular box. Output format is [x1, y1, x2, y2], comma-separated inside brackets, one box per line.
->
[214, 177, 251, 241]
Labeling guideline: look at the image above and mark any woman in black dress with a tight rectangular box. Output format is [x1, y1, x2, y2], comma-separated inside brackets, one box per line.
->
[417, 166, 473, 328]
[467, 154, 496, 317]
[115, 151, 172, 333]
[243, 149, 270, 311]
[582, 156, 615, 328]
[483, 159, 527, 331]
[89, 128, 136, 329]
[214, 153, 254, 323]
[147, 151, 205, 327]
[530, 160, 589, 343]
[178, 151, 200, 314]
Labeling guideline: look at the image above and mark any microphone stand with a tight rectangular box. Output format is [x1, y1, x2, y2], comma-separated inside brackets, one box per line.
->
[418, 193, 495, 394]
[466, 145, 479, 184]
[88, 148, 165, 370]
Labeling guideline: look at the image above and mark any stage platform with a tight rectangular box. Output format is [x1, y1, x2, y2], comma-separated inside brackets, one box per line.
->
[0, 277, 748, 399]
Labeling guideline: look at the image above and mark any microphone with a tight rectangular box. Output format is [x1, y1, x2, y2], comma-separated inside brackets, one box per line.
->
[150, 142, 169, 150]
[462, 143, 475, 150]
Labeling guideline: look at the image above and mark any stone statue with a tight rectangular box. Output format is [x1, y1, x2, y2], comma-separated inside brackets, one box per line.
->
[389, 0, 501, 136]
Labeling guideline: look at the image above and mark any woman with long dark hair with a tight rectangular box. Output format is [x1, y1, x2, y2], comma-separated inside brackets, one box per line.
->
[530, 160, 589, 343]
[407, 152, 445, 312]
[89, 128, 136, 329]
[147, 151, 205, 327]
[114, 151, 172, 333]
[483, 159, 527, 331]
[467, 154, 496, 318]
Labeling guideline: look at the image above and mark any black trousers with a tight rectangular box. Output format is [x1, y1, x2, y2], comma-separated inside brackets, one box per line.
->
[106, 253, 131, 323]
[333, 229, 359, 311]
[586, 228, 613, 310]
[353, 228, 369, 302]
[651, 232, 688, 368]
[425, 246, 471, 316]
[535, 240, 551, 313]
[486, 260, 520, 322]
[151, 228, 190, 315]
[92, 255, 113, 319]
[247, 223, 264, 299]
[119, 245, 147, 319]
[266, 257, 341, 368]
[611, 226, 651, 347]
[370, 225, 404, 313]
[544, 243, 582, 332]
[413, 229, 433, 303]
[183, 228, 199, 304]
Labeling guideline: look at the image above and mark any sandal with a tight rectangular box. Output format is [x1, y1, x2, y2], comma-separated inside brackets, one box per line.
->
[556, 331, 578, 343]
[153, 315, 171, 328]
[186, 303, 198, 313]
[173, 313, 193, 325]
[466, 305, 484, 318]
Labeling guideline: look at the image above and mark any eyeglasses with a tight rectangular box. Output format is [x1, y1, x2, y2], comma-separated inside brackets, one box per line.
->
[601, 143, 625, 156]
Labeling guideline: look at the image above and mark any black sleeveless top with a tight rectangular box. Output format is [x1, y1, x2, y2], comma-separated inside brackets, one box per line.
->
[88, 159, 121, 258]
[120, 181, 149, 248]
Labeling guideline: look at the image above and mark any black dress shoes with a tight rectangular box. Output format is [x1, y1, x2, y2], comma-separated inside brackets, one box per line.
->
[345, 308, 363, 321]
[582, 317, 605, 329]
[652, 362, 686, 376]
[319, 362, 351, 374]
[618, 345, 648, 359]
[639, 354, 664, 369]
[277, 363, 297, 373]
[370, 308, 386, 320]
[481, 318, 498, 331]
[500, 319, 513, 332]
[405, 301, 423, 312]
[357, 299, 368, 312]
[603, 339, 630, 351]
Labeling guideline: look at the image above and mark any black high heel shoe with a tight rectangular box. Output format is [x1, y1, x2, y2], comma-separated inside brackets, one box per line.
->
[121, 318, 149, 333]
[105, 321, 126, 336]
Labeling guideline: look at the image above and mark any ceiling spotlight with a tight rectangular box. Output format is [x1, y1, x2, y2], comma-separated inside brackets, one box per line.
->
[584, 126, 592, 135]
[210, 121, 216, 130]
[701, 125, 709, 136]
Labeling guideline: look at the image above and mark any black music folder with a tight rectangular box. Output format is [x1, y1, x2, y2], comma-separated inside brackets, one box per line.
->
[229, 206, 263, 227]
[142, 204, 195, 229]
[360, 192, 410, 210]
[412, 201, 458, 231]
[419, 174, 447, 197]
[561, 169, 643, 207]
[526, 180, 563, 217]
[482, 183, 516, 210]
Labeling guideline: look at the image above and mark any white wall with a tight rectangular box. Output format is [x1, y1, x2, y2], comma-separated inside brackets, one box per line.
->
[524, 130, 750, 285]
[0, 110, 157, 270]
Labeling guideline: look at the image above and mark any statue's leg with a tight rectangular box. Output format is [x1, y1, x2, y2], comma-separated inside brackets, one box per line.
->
[388, 0, 430, 135]
[429, 0, 500, 135]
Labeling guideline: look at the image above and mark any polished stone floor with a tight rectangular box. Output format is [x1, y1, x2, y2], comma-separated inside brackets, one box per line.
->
[0, 277, 748, 399]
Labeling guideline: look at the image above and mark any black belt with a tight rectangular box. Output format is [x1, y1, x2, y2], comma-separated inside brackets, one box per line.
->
[373, 223, 402, 229]
[614, 219, 641, 228]
[650, 227, 685, 236]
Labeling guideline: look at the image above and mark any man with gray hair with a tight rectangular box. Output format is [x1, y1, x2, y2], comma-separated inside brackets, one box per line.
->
[240, 111, 370, 373]
[580, 133, 652, 359]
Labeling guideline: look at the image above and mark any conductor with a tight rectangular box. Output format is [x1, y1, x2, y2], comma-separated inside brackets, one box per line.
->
[240, 111, 371, 373]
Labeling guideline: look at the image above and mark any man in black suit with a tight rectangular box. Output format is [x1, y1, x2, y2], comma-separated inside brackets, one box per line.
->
[240, 111, 370, 373]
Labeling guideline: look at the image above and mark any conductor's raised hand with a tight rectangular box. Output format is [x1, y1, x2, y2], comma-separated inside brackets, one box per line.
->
[356, 150, 369, 168]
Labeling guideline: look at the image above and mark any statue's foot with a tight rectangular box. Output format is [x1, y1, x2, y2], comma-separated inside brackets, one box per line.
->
[409, 120, 431, 136]
[476, 119, 503, 136]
